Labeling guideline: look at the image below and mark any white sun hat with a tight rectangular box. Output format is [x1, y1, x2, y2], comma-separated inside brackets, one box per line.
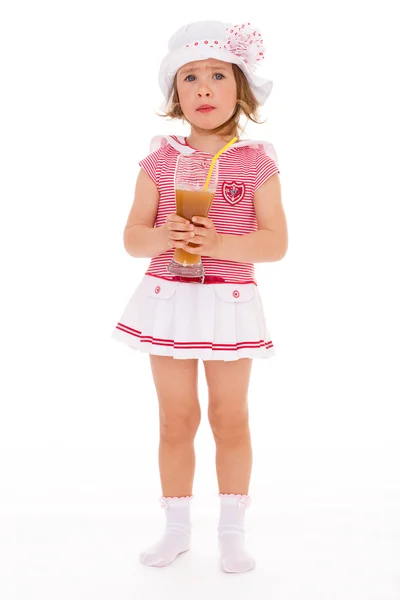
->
[159, 20, 273, 109]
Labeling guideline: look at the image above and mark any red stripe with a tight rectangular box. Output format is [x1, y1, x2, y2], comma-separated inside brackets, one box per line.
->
[116, 324, 273, 351]
[171, 135, 188, 147]
[138, 144, 280, 285]
[116, 324, 141, 334]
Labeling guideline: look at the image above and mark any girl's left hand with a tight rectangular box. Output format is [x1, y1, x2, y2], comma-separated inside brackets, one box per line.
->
[184, 216, 222, 258]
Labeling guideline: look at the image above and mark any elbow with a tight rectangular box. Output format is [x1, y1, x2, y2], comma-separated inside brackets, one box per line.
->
[123, 232, 130, 254]
[272, 247, 287, 262]
[278, 227, 289, 260]
[278, 238, 288, 260]
[123, 227, 139, 257]
[269, 230, 288, 262]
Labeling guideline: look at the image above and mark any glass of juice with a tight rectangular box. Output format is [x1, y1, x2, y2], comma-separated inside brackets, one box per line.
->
[167, 154, 218, 278]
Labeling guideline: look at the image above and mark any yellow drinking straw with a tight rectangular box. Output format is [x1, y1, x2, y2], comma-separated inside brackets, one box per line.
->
[203, 136, 238, 191]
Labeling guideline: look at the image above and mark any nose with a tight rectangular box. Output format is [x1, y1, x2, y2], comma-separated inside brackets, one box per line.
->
[196, 84, 212, 98]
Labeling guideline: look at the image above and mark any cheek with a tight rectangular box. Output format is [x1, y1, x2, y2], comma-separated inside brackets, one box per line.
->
[221, 87, 237, 108]
[177, 89, 191, 111]
[219, 80, 237, 100]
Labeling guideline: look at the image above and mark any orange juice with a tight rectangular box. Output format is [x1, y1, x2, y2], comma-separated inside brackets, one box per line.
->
[174, 189, 215, 265]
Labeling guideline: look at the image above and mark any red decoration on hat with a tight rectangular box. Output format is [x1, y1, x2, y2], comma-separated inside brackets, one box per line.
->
[225, 23, 266, 68]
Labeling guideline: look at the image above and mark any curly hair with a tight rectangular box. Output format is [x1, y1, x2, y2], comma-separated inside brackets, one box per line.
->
[157, 63, 267, 139]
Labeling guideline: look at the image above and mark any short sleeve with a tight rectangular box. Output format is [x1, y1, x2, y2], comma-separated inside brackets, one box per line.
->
[138, 147, 165, 187]
[254, 149, 280, 191]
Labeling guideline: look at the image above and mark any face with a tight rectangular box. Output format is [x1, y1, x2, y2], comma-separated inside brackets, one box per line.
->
[176, 58, 237, 130]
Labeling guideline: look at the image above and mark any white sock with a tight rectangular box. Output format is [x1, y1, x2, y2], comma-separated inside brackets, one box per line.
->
[139, 496, 192, 567]
[217, 493, 256, 573]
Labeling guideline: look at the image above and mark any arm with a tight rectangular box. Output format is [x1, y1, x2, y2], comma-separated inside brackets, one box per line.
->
[123, 168, 169, 258]
[213, 173, 288, 263]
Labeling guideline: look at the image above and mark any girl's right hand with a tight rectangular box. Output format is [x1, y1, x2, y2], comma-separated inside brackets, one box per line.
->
[165, 214, 196, 249]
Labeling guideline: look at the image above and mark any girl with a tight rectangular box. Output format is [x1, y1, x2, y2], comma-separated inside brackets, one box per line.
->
[111, 20, 288, 573]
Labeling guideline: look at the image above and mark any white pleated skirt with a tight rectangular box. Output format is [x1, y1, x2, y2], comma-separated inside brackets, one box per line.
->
[110, 275, 276, 361]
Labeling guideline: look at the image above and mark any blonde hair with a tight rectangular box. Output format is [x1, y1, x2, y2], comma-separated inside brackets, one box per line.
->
[157, 63, 267, 139]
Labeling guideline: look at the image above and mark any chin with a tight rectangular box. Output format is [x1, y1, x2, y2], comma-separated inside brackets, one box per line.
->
[192, 114, 224, 130]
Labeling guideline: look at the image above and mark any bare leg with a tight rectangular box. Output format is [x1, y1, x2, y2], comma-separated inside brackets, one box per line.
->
[213, 424, 252, 495]
[204, 358, 256, 573]
[204, 358, 253, 494]
[150, 355, 201, 496]
[139, 355, 201, 568]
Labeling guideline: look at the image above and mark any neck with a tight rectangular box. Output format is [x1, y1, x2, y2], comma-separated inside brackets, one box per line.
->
[186, 128, 238, 155]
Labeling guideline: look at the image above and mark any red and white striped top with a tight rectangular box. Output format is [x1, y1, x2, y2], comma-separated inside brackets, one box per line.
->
[138, 135, 280, 285]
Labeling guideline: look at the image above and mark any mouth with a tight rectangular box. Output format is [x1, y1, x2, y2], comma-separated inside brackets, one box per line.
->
[196, 106, 216, 113]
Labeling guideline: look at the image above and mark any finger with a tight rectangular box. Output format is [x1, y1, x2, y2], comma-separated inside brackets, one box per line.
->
[168, 214, 191, 225]
[192, 216, 211, 228]
[167, 219, 189, 230]
[185, 240, 202, 251]
[168, 222, 194, 232]
[168, 240, 189, 248]
[192, 227, 207, 238]
[169, 231, 196, 241]
[182, 243, 196, 253]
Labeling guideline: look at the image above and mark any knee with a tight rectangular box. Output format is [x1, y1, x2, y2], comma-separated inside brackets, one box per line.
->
[208, 405, 249, 443]
[160, 408, 201, 444]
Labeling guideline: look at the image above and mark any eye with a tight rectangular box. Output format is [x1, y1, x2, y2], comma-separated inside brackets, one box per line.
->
[184, 73, 226, 82]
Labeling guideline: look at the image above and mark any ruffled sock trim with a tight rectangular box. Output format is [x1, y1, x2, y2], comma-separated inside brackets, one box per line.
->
[159, 495, 193, 508]
[218, 493, 251, 508]
[161, 495, 193, 500]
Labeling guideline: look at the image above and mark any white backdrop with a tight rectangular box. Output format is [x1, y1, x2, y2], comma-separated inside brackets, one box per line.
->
[1, 1, 399, 599]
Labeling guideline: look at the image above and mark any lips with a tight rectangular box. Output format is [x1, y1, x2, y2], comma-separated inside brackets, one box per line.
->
[197, 105, 216, 113]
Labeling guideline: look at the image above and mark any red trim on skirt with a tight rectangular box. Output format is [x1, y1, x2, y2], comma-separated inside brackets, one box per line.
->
[115, 323, 273, 351]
